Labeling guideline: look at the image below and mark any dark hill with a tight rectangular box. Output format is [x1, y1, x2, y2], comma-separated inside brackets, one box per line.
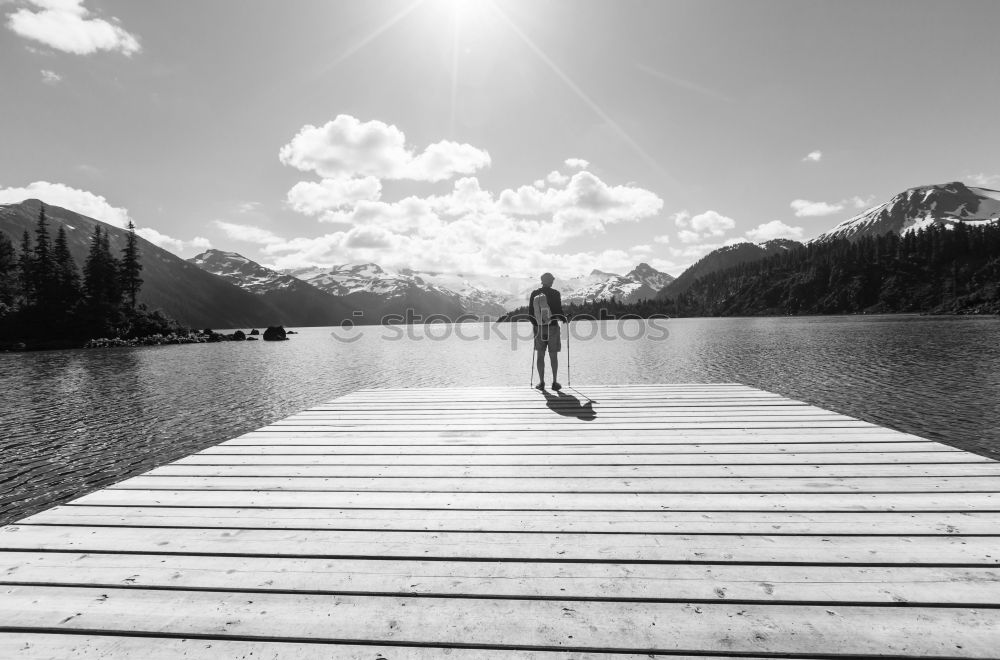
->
[0, 200, 293, 328]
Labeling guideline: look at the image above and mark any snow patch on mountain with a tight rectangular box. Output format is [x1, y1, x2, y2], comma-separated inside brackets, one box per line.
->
[815, 182, 1000, 242]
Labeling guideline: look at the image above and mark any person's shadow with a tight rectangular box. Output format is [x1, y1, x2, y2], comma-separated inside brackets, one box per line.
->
[540, 389, 597, 421]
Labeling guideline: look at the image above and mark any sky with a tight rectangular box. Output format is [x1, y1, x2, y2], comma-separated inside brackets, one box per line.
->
[1, 0, 999, 278]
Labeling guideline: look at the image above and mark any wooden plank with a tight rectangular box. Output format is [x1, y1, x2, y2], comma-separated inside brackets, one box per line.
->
[146, 463, 1000, 478]
[2, 552, 999, 604]
[68, 488, 1000, 511]
[202, 442, 953, 455]
[0, 634, 775, 660]
[177, 450, 986, 465]
[108, 475, 1000, 493]
[3, 586, 999, 657]
[3, 525, 997, 565]
[20, 506, 1000, 535]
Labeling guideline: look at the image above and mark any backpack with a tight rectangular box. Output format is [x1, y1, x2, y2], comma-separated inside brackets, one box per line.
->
[533, 292, 552, 325]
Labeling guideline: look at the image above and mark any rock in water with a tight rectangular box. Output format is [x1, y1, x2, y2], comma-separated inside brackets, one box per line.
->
[233, 330, 246, 341]
[263, 326, 287, 341]
[249, 328, 260, 335]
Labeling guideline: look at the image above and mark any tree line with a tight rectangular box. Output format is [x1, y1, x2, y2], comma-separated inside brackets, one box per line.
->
[0, 205, 183, 345]
[500, 223, 1000, 320]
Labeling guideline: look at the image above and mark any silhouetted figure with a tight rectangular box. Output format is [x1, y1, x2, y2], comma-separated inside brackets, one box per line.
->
[528, 272, 567, 391]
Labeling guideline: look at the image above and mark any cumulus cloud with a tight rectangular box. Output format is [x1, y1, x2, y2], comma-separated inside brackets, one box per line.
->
[40, 69, 61, 84]
[7, 0, 140, 56]
[275, 117, 664, 275]
[745, 220, 804, 242]
[671, 210, 691, 227]
[546, 170, 569, 186]
[677, 230, 701, 244]
[136, 228, 211, 255]
[966, 173, 1000, 188]
[266, 172, 662, 274]
[850, 195, 875, 209]
[0, 180, 131, 227]
[278, 114, 490, 182]
[802, 150, 822, 162]
[286, 177, 382, 216]
[653, 234, 670, 244]
[235, 201, 261, 214]
[790, 199, 844, 217]
[689, 210, 736, 236]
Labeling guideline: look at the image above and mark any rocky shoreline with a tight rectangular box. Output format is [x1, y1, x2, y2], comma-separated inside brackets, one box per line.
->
[1, 326, 294, 351]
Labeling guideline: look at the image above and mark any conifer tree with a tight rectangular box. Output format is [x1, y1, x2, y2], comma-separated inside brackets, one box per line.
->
[82, 225, 122, 336]
[32, 204, 55, 307]
[17, 229, 34, 307]
[0, 231, 16, 310]
[52, 225, 80, 313]
[119, 220, 142, 311]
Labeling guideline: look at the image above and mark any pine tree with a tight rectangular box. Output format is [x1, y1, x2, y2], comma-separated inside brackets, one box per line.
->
[0, 231, 16, 311]
[82, 225, 122, 336]
[32, 204, 55, 307]
[119, 220, 142, 312]
[17, 229, 34, 307]
[52, 225, 80, 313]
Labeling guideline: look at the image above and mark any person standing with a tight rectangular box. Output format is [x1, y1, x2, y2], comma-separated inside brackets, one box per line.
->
[528, 272, 566, 391]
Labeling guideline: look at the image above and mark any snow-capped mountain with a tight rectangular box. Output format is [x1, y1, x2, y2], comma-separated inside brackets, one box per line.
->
[190, 249, 303, 294]
[292, 263, 494, 321]
[626, 262, 675, 292]
[815, 181, 1000, 243]
[187, 250, 353, 325]
[658, 239, 801, 297]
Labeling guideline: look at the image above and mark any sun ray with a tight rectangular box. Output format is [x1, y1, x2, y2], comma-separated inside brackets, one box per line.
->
[450, 3, 461, 137]
[326, 0, 426, 71]
[488, 2, 675, 185]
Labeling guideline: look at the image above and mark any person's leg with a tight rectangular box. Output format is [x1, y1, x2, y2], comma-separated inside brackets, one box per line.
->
[550, 351, 558, 384]
[536, 344, 547, 384]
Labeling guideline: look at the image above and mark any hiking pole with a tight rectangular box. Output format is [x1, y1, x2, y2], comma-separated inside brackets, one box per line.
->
[565, 319, 570, 387]
[529, 345, 535, 388]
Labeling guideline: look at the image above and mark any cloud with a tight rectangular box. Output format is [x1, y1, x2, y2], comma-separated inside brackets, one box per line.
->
[745, 220, 804, 242]
[790, 198, 844, 217]
[671, 210, 691, 227]
[136, 228, 211, 255]
[286, 176, 382, 216]
[7, 0, 140, 56]
[564, 158, 589, 169]
[653, 234, 670, 244]
[235, 201, 261, 214]
[966, 173, 1000, 188]
[0, 180, 131, 227]
[268, 172, 662, 274]
[40, 69, 61, 84]
[546, 170, 569, 186]
[689, 210, 735, 236]
[212, 221, 283, 245]
[275, 117, 663, 275]
[631, 244, 653, 255]
[278, 114, 490, 182]
[850, 195, 875, 209]
[802, 150, 822, 162]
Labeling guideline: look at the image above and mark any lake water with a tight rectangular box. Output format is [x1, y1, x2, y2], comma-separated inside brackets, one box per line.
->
[2, 315, 999, 525]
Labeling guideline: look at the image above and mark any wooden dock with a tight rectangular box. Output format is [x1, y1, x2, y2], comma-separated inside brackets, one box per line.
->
[2, 383, 999, 658]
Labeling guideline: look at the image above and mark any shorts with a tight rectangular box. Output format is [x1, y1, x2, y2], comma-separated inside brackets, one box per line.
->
[534, 324, 561, 353]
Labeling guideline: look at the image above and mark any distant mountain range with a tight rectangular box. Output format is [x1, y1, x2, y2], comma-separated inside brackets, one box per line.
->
[815, 181, 1000, 242]
[197, 252, 673, 321]
[5, 180, 996, 327]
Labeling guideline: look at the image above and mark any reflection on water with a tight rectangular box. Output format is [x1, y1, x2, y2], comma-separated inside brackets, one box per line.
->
[2, 315, 999, 524]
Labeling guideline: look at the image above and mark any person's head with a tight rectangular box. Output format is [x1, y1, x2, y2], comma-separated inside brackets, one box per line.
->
[540, 272, 555, 288]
